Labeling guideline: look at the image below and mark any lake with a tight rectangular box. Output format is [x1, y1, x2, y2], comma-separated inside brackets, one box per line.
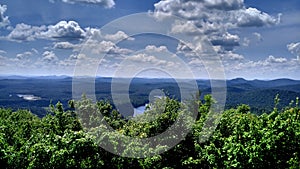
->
[133, 105, 146, 117]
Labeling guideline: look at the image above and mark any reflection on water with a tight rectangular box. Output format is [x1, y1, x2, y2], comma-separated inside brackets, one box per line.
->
[133, 95, 164, 117]
[133, 105, 146, 117]
[17, 94, 41, 101]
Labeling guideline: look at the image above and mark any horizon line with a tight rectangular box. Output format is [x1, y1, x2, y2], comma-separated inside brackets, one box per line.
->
[0, 74, 299, 81]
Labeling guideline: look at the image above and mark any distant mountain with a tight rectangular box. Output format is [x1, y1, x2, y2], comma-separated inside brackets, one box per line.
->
[0, 75, 30, 80]
[227, 78, 248, 85]
[0, 75, 71, 80]
[249, 79, 300, 88]
[222, 78, 300, 114]
[32, 75, 71, 79]
[0, 76, 300, 116]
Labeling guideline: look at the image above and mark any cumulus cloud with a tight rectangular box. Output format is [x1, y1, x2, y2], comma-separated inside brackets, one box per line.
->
[154, 0, 280, 28]
[0, 52, 7, 65]
[0, 55, 8, 66]
[253, 32, 263, 41]
[7, 23, 46, 41]
[42, 51, 58, 62]
[242, 37, 250, 46]
[204, 0, 244, 11]
[210, 32, 240, 51]
[16, 49, 38, 60]
[84, 27, 102, 39]
[177, 41, 193, 53]
[84, 28, 134, 42]
[16, 51, 33, 60]
[266, 55, 287, 63]
[153, 0, 280, 52]
[0, 4, 10, 28]
[0, 50, 6, 55]
[6, 21, 134, 48]
[225, 55, 293, 80]
[104, 31, 134, 41]
[236, 55, 288, 70]
[287, 42, 300, 57]
[53, 41, 78, 49]
[233, 8, 281, 27]
[31, 48, 39, 54]
[82, 39, 132, 55]
[7, 21, 85, 41]
[145, 45, 169, 53]
[253, 55, 287, 66]
[176, 40, 210, 57]
[50, 0, 115, 8]
[128, 53, 170, 66]
[69, 53, 86, 60]
[221, 51, 244, 60]
[171, 20, 201, 35]
[42, 21, 85, 40]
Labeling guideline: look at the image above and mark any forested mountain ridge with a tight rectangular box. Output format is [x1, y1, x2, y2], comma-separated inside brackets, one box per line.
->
[0, 76, 300, 117]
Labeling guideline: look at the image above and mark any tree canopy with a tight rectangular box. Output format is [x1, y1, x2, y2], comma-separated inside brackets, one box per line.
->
[0, 95, 299, 168]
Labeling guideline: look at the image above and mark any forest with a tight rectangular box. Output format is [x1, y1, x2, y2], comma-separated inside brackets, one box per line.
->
[1, 77, 300, 118]
[0, 94, 299, 168]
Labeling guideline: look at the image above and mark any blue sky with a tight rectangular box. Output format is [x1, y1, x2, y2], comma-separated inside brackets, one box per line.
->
[0, 0, 300, 79]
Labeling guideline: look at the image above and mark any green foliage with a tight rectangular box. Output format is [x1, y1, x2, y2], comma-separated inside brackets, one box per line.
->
[0, 95, 300, 168]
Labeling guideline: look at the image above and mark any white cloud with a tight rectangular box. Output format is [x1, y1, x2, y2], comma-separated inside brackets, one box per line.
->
[171, 20, 201, 35]
[6, 21, 135, 51]
[50, 0, 115, 8]
[31, 48, 39, 54]
[0, 55, 8, 66]
[235, 55, 288, 70]
[0, 50, 6, 55]
[204, 0, 244, 11]
[53, 41, 78, 49]
[0, 4, 10, 28]
[242, 37, 250, 46]
[7, 21, 85, 42]
[84, 27, 102, 39]
[266, 55, 287, 63]
[176, 40, 211, 57]
[221, 54, 298, 79]
[0, 55, 5, 59]
[16, 51, 33, 60]
[42, 21, 85, 39]
[86, 40, 115, 54]
[81, 39, 132, 55]
[42, 51, 58, 62]
[57, 53, 87, 67]
[104, 31, 134, 41]
[287, 42, 300, 57]
[232, 7, 281, 27]
[85, 28, 134, 42]
[153, 0, 280, 53]
[128, 53, 169, 66]
[177, 41, 193, 53]
[210, 32, 240, 51]
[0, 52, 33, 68]
[145, 45, 169, 53]
[69, 53, 86, 60]
[253, 32, 263, 41]
[7, 23, 46, 41]
[221, 51, 244, 60]
[154, 0, 280, 28]
[154, 0, 205, 20]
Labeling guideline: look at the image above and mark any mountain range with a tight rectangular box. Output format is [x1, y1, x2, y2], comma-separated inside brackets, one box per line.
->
[0, 76, 299, 117]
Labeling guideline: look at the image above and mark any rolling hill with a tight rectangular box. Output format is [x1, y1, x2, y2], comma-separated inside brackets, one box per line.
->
[0, 76, 299, 117]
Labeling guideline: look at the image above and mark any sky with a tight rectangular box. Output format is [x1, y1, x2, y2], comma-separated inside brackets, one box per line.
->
[0, 0, 300, 80]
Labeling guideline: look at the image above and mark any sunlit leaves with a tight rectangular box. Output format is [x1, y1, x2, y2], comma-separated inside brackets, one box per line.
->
[0, 95, 299, 168]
